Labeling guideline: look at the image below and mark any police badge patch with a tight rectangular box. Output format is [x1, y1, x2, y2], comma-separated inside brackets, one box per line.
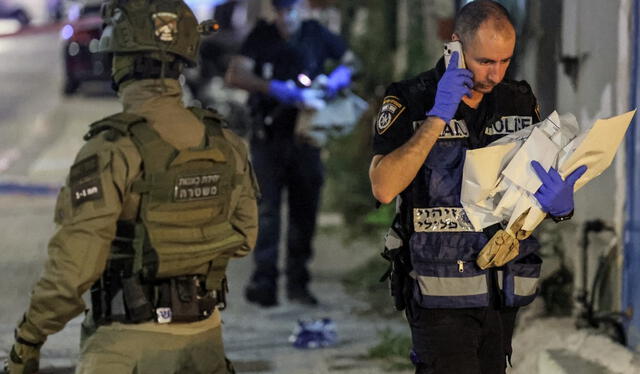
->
[376, 96, 405, 134]
[152, 12, 178, 42]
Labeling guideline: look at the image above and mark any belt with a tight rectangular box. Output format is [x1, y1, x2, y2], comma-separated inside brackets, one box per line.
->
[413, 207, 480, 233]
[91, 274, 227, 326]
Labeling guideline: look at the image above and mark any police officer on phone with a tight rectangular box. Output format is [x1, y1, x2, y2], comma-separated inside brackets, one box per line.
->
[225, 0, 356, 307]
[4, 1, 258, 373]
[370, 1, 584, 373]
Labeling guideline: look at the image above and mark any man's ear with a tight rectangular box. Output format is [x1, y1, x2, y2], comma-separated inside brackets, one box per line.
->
[451, 33, 460, 42]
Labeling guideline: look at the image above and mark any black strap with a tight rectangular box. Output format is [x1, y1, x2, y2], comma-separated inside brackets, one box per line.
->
[113, 57, 182, 90]
[14, 334, 43, 349]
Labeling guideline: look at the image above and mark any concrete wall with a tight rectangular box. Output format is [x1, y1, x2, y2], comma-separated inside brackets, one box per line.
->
[520, 0, 634, 316]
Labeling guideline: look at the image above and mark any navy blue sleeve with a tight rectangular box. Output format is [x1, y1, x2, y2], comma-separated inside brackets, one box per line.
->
[317, 22, 347, 61]
[239, 21, 267, 60]
[372, 84, 413, 156]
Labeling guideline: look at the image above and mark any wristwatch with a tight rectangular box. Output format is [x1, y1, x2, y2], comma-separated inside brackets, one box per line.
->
[551, 210, 574, 223]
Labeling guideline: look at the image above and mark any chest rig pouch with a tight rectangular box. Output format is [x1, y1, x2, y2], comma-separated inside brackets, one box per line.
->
[87, 108, 244, 325]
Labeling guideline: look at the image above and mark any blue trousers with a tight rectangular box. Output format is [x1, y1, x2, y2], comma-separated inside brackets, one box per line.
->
[249, 136, 323, 291]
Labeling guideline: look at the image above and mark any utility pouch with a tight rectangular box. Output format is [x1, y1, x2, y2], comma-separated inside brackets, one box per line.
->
[381, 248, 411, 311]
[90, 277, 110, 325]
[170, 277, 201, 322]
[122, 275, 154, 323]
[380, 212, 412, 311]
[390, 254, 408, 311]
[211, 277, 228, 311]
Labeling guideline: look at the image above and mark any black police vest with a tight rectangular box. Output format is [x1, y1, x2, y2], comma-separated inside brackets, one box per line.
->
[400, 64, 543, 309]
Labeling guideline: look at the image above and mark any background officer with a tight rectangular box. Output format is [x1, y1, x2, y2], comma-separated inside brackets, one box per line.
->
[370, 1, 584, 373]
[225, 0, 355, 307]
[4, 1, 258, 373]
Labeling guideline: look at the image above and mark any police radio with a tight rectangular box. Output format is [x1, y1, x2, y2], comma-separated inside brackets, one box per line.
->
[443, 41, 466, 69]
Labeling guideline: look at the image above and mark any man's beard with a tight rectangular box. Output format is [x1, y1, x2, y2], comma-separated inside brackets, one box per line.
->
[473, 81, 496, 93]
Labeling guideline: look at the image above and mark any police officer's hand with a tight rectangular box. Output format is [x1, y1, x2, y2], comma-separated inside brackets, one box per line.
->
[268, 80, 303, 106]
[324, 65, 352, 98]
[4, 341, 40, 374]
[426, 52, 473, 123]
[531, 161, 588, 217]
[300, 88, 326, 111]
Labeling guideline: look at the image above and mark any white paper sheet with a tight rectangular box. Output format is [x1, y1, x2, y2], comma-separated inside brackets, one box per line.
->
[461, 110, 636, 234]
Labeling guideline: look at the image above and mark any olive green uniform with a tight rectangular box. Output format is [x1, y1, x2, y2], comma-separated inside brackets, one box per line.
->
[15, 79, 258, 374]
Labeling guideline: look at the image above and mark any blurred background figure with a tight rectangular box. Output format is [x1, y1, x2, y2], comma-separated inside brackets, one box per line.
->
[225, 0, 356, 307]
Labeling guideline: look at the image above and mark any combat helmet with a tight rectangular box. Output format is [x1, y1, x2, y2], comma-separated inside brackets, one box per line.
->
[99, 0, 200, 67]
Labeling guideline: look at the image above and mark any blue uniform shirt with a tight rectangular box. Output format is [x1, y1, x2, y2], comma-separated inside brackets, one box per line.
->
[240, 19, 347, 138]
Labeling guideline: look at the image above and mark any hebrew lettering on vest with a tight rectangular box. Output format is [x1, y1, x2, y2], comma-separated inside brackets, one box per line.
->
[174, 173, 221, 202]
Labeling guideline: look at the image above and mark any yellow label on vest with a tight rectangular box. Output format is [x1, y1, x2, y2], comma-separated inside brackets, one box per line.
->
[485, 116, 533, 136]
[174, 173, 221, 202]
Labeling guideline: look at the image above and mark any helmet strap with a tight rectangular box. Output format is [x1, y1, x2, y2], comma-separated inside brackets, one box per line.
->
[112, 55, 182, 91]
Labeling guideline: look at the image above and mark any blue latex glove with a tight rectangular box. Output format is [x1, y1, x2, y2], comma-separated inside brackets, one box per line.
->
[325, 65, 352, 98]
[268, 80, 303, 105]
[426, 52, 473, 123]
[531, 161, 588, 216]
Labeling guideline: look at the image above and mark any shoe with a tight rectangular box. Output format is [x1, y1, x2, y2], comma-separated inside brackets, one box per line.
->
[245, 283, 278, 307]
[287, 287, 318, 306]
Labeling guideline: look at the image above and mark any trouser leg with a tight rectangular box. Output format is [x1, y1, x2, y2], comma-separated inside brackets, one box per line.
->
[76, 320, 230, 374]
[407, 299, 519, 374]
[248, 139, 285, 289]
[285, 142, 323, 290]
[407, 300, 483, 374]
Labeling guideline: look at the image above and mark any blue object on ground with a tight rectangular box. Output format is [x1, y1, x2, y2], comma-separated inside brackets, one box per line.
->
[289, 318, 338, 349]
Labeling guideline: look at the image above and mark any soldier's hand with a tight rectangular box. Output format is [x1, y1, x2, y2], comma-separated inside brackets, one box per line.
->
[4, 342, 40, 374]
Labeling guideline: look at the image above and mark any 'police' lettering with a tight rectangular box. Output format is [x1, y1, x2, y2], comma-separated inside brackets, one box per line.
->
[485, 116, 533, 136]
[412, 119, 469, 139]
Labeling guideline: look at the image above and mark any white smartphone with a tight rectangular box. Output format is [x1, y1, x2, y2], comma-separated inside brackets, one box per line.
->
[443, 41, 466, 69]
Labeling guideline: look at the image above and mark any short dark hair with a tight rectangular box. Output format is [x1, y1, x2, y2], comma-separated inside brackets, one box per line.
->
[454, 0, 515, 43]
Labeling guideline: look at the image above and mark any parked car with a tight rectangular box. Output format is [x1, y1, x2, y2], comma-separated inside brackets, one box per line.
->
[61, 1, 111, 95]
[0, 0, 31, 26]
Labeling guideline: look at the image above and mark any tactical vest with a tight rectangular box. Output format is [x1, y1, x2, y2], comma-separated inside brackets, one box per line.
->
[402, 67, 542, 309]
[86, 107, 244, 323]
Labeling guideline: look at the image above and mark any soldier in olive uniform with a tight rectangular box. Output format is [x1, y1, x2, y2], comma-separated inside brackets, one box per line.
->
[4, 1, 258, 373]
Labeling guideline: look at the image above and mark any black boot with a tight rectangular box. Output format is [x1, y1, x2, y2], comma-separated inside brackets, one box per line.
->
[287, 287, 318, 306]
[245, 282, 278, 307]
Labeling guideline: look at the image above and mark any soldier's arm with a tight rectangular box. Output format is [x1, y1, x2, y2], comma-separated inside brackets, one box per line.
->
[16, 139, 131, 344]
[370, 116, 445, 205]
[223, 131, 259, 258]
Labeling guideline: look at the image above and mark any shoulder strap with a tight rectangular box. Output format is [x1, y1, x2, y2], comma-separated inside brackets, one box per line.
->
[188, 106, 226, 138]
[84, 112, 146, 141]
